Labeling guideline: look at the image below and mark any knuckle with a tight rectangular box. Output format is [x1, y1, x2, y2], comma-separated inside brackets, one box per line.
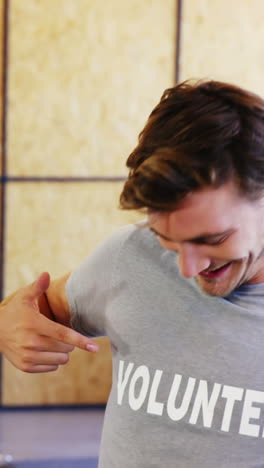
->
[67, 344, 75, 352]
[55, 327, 68, 343]
[60, 353, 70, 365]
[19, 362, 33, 373]
[21, 350, 34, 364]
[25, 336, 38, 350]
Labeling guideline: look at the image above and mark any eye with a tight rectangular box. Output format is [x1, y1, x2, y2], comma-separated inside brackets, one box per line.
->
[198, 236, 229, 246]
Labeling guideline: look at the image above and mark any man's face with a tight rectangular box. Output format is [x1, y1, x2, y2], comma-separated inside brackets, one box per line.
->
[148, 180, 264, 297]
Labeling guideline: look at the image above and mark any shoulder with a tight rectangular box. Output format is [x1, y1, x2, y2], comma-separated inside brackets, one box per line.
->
[107, 220, 161, 257]
[93, 220, 158, 254]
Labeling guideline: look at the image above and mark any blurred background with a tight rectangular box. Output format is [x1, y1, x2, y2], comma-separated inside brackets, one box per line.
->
[0, 0, 264, 463]
[0, 0, 176, 408]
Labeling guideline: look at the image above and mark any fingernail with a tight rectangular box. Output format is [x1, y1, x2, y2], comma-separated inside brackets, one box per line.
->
[86, 343, 99, 352]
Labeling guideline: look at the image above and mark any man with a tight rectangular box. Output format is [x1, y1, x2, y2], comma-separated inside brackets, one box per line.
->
[1, 79, 264, 467]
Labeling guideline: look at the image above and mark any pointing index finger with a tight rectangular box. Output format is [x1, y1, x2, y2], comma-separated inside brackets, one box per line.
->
[40, 315, 99, 352]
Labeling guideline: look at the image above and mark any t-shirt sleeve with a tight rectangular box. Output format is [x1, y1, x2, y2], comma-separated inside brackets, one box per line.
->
[65, 224, 135, 337]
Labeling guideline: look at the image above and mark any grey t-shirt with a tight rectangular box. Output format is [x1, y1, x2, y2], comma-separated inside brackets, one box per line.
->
[66, 223, 264, 468]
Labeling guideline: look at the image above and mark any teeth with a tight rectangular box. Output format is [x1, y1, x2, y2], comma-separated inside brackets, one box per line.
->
[214, 264, 227, 271]
[204, 263, 229, 273]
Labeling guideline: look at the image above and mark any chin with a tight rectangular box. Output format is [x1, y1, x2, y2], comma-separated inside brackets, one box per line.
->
[196, 259, 248, 298]
[201, 287, 233, 298]
[195, 278, 239, 298]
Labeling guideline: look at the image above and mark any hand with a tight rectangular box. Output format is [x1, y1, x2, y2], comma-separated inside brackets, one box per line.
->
[0, 272, 99, 373]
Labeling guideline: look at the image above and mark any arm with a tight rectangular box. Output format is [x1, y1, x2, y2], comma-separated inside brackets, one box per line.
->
[0, 272, 99, 373]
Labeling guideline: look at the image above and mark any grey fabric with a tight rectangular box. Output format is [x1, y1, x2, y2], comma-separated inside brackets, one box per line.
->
[66, 223, 264, 468]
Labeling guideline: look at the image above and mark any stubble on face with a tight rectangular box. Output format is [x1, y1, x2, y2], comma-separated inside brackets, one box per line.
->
[149, 181, 264, 297]
[194, 260, 245, 297]
[195, 249, 264, 297]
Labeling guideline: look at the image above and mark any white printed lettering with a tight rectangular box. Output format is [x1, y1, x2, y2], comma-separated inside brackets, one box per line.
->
[117, 360, 134, 405]
[221, 385, 244, 432]
[116, 360, 264, 439]
[129, 365, 150, 411]
[239, 389, 264, 437]
[189, 380, 221, 428]
[167, 374, 196, 421]
[147, 369, 164, 416]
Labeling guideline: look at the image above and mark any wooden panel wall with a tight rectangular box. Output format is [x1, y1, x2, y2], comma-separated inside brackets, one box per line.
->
[2, 0, 264, 407]
[1, 0, 176, 406]
[180, 0, 264, 93]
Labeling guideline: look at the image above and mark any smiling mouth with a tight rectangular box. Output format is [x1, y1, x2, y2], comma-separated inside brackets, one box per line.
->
[199, 262, 232, 279]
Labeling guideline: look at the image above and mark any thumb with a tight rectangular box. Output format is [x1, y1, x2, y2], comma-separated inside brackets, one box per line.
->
[24, 272, 51, 302]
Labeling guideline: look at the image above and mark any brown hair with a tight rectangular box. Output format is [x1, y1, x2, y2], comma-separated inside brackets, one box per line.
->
[119, 79, 264, 212]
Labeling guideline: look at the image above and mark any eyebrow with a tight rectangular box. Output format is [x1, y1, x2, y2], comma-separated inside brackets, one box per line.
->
[149, 227, 235, 243]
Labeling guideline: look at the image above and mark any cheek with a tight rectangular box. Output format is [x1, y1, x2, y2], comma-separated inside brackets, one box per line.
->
[209, 238, 251, 261]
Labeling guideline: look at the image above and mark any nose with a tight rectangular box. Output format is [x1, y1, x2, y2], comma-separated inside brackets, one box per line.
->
[177, 243, 210, 278]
